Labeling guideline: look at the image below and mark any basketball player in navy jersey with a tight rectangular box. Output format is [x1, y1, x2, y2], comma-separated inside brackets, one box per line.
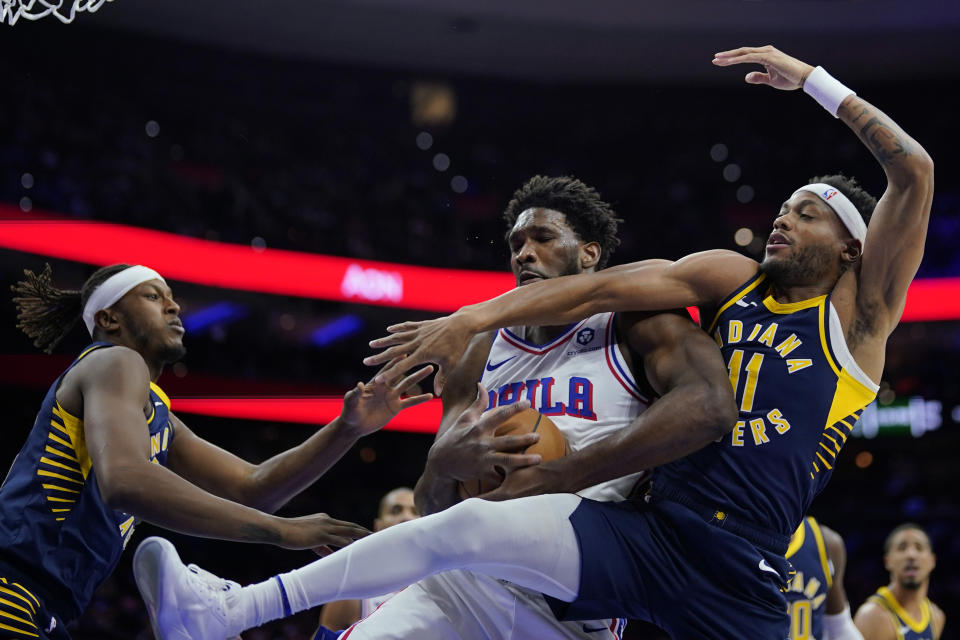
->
[0, 264, 432, 639]
[854, 524, 945, 640]
[133, 45, 933, 639]
[785, 518, 862, 639]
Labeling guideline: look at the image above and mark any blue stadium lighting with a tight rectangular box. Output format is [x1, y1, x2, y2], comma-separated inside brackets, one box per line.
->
[310, 314, 364, 347]
[181, 302, 249, 333]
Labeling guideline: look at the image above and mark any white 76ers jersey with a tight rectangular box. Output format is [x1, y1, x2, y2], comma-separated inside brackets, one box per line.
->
[481, 312, 650, 502]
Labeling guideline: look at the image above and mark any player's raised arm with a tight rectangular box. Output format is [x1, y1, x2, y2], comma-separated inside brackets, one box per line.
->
[369, 250, 755, 393]
[713, 44, 934, 337]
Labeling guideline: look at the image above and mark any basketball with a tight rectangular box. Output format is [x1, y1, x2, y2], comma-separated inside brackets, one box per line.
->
[457, 408, 569, 499]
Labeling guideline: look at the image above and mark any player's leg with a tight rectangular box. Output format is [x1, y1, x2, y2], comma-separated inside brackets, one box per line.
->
[135, 494, 583, 639]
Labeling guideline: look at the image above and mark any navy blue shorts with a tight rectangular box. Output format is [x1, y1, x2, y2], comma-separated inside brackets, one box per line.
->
[545, 497, 791, 640]
[0, 570, 69, 640]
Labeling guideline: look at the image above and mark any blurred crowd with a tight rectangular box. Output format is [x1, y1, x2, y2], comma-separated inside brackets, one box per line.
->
[1, 24, 958, 640]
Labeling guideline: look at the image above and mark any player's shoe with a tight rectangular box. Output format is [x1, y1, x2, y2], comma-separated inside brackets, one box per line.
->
[134, 536, 244, 640]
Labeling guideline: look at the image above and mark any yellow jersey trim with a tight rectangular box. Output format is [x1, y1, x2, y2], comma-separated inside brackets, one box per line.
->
[817, 302, 841, 378]
[876, 587, 931, 633]
[807, 517, 833, 589]
[707, 274, 767, 334]
[785, 521, 805, 559]
[0, 621, 38, 638]
[762, 293, 827, 315]
[150, 382, 171, 409]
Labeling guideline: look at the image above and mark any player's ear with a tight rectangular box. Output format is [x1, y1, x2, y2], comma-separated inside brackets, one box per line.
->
[580, 241, 601, 270]
[840, 238, 861, 265]
[94, 307, 123, 334]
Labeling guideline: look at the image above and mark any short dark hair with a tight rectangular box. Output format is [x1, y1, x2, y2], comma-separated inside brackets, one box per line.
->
[883, 522, 932, 555]
[12, 263, 132, 353]
[503, 175, 623, 270]
[808, 173, 877, 227]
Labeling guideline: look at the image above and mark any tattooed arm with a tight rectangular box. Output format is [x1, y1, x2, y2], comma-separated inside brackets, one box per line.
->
[838, 96, 934, 336]
[713, 46, 933, 376]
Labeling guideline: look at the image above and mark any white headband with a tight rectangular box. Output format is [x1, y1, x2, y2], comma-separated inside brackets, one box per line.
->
[82, 265, 166, 336]
[792, 183, 867, 245]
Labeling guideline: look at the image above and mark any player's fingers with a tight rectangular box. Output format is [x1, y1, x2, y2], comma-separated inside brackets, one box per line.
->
[385, 320, 424, 333]
[341, 381, 364, 406]
[394, 363, 434, 391]
[745, 71, 771, 85]
[456, 382, 489, 421]
[714, 45, 773, 58]
[322, 516, 372, 533]
[363, 342, 413, 366]
[490, 432, 540, 452]
[321, 535, 362, 548]
[475, 399, 531, 434]
[495, 452, 542, 472]
[312, 545, 333, 557]
[368, 329, 416, 350]
[712, 52, 766, 67]
[399, 392, 434, 409]
[434, 367, 449, 396]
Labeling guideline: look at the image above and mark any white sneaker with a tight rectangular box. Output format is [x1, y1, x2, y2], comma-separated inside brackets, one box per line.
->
[134, 536, 245, 640]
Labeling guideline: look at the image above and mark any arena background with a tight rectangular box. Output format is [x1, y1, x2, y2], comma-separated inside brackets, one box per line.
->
[1, 2, 958, 637]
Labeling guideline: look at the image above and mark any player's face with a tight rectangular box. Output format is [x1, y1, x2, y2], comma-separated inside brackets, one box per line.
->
[885, 528, 936, 590]
[374, 489, 419, 531]
[759, 192, 851, 286]
[507, 208, 584, 287]
[114, 280, 186, 365]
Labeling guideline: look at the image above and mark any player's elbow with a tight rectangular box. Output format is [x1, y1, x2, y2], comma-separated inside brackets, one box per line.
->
[97, 463, 148, 511]
[694, 382, 738, 440]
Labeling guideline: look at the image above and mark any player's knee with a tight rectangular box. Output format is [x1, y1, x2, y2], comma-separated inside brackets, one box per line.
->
[424, 498, 499, 558]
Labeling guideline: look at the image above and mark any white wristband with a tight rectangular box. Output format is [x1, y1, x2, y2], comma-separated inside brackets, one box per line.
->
[823, 605, 864, 640]
[803, 66, 856, 118]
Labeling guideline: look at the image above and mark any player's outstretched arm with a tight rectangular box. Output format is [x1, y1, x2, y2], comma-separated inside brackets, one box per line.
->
[714, 44, 934, 343]
[485, 312, 737, 500]
[168, 363, 434, 515]
[369, 250, 755, 394]
[80, 347, 371, 550]
[821, 525, 864, 640]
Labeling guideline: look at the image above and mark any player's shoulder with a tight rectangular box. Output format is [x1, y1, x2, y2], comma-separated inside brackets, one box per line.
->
[72, 344, 150, 385]
[854, 598, 897, 640]
[930, 600, 946, 638]
[617, 308, 702, 353]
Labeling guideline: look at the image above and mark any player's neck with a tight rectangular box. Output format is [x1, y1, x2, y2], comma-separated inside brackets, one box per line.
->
[524, 324, 571, 346]
[887, 580, 929, 612]
[767, 282, 832, 304]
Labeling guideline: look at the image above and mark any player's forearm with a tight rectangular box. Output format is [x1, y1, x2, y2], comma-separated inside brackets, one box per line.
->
[459, 261, 681, 334]
[244, 417, 360, 513]
[102, 461, 284, 544]
[838, 96, 933, 188]
[413, 463, 461, 516]
[547, 382, 736, 493]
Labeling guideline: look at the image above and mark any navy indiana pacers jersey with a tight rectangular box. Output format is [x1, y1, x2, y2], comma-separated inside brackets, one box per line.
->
[0, 343, 174, 623]
[784, 517, 834, 639]
[652, 273, 879, 547]
[867, 587, 936, 640]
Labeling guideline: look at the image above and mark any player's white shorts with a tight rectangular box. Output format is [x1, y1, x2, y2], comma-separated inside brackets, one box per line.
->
[340, 569, 625, 640]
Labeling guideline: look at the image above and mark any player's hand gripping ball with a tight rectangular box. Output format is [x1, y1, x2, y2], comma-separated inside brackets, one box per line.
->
[457, 408, 569, 499]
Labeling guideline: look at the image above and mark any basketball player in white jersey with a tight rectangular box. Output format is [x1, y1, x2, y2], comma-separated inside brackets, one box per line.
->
[326, 175, 737, 639]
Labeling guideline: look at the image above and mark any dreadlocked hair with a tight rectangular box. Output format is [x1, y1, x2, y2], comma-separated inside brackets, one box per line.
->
[12, 263, 132, 354]
[503, 175, 623, 270]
